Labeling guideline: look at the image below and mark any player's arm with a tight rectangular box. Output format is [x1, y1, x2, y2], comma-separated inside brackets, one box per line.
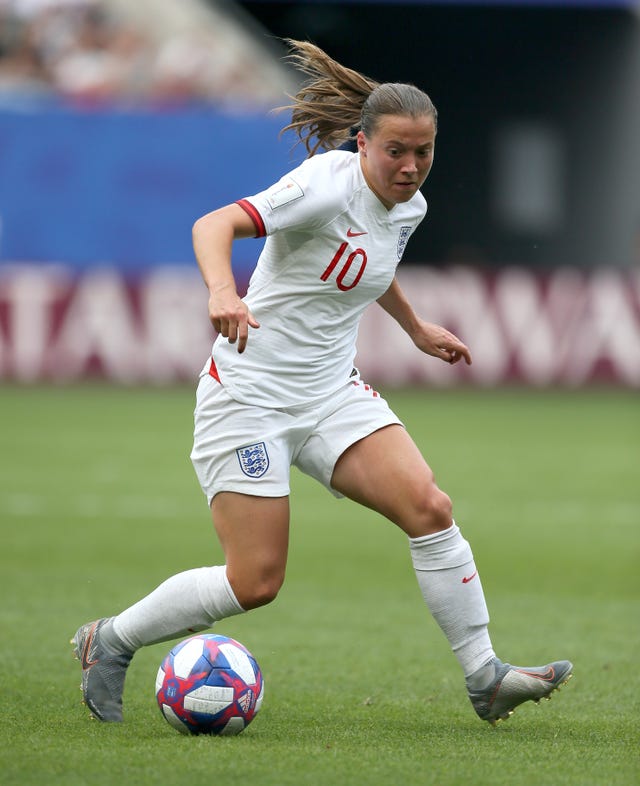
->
[192, 203, 260, 354]
[376, 277, 472, 366]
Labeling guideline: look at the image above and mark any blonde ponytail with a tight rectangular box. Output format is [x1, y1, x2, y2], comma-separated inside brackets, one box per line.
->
[279, 39, 438, 158]
[278, 39, 379, 156]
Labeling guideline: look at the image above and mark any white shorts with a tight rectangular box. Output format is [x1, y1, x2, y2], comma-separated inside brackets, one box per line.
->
[190, 367, 403, 504]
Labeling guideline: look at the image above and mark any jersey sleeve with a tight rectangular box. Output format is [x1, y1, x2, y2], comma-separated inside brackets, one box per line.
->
[236, 153, 352, 238]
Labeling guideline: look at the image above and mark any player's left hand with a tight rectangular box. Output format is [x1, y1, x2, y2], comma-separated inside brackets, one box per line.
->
[412, 321, 472, 365]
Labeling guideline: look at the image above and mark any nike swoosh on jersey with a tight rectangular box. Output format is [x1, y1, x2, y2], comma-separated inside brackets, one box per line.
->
[462, 571, 478, 584]
[347, 228, 367, 237]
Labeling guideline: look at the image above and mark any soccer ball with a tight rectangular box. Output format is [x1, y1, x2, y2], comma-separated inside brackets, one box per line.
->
[155, 633, 264, 735]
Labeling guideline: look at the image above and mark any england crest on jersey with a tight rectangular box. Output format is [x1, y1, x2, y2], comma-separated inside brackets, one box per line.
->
[236, 442, 270, 478]
[397, 226, 412, 259]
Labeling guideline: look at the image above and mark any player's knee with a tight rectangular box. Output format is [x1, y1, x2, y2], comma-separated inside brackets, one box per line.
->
[408, 476, 453, 536]
[230, 570, 284, 611]
[244, 579, 283, 610]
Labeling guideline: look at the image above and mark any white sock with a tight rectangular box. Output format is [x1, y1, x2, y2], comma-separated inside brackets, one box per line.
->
[111, 565, 244, 652]
[410, 523, 495, 679]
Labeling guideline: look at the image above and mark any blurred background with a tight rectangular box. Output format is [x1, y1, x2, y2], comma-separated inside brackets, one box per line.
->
[0, 0, 639, 387]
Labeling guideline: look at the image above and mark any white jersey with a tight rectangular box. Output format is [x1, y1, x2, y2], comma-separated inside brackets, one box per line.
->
[211, 149, 427, 407]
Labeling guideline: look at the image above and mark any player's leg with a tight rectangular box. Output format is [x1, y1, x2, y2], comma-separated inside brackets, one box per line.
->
[72, 493, 289, 722]
[71, 367, 296, 721]
[329, 422, 452, 537]
[329, 420, 572, 723]
[210, 492, 290, 610]
[112, 493, 289, 645]
[330, 423, 495, 676]
[296, 379, 496, 687]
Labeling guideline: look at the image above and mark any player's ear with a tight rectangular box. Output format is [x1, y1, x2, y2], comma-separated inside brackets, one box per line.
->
[356, 130, 367, 156]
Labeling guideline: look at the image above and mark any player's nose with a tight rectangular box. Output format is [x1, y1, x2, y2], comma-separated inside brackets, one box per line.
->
[401, 156, 419, 173]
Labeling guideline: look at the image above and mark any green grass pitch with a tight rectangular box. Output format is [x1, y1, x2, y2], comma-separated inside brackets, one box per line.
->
[1, 385, 638, 786]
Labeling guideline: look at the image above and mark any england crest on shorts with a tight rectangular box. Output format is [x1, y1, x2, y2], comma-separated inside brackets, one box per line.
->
[397, 226, 412, 259]
[236, 442, 270, 478]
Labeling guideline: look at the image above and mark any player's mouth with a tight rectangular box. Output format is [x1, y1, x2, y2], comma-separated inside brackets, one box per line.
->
[394, 181, 418, 192]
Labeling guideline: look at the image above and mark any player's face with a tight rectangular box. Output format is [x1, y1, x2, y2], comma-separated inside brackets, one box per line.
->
[357, 113, 436, 209]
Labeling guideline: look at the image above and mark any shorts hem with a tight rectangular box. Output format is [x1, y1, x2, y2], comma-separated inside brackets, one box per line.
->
[205, 483, 291, 507]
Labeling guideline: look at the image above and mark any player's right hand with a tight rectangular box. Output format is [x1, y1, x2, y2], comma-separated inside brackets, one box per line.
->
[208, 287, 260, 354]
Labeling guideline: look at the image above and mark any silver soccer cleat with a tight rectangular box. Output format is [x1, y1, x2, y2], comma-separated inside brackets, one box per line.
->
[468, 657, 573, 725]
[70, 617, 133, 722]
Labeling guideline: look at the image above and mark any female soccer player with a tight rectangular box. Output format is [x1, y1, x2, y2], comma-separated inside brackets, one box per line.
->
[72, 40, 572, 725]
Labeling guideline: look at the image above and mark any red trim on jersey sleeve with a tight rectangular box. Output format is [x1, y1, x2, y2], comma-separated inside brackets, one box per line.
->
[236, 199, 266, 238]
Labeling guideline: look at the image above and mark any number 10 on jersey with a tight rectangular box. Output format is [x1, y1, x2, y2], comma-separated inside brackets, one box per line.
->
[320, 242, 368, 291]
